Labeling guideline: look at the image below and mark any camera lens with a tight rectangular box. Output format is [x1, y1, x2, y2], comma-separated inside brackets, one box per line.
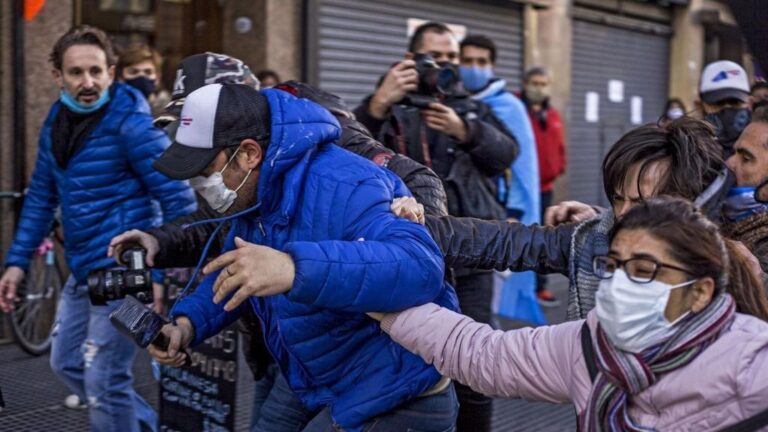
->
[436, 67, 459, 96]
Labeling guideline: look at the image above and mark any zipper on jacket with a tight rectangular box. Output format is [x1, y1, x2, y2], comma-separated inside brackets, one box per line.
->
[258, 220, 266, 238]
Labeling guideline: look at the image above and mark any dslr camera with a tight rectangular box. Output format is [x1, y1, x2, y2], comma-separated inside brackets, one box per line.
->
[401, 53, 461, 109]
[87, 247, 152, 305]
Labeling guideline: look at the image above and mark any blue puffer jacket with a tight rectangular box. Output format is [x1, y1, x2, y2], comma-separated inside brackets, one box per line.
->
[5, 83, 196, 282]
[172, 89, 458, 431]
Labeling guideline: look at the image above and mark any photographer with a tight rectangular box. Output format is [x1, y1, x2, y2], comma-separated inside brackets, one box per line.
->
[0, 26, 196, 431]
[353, 21, 518, 432]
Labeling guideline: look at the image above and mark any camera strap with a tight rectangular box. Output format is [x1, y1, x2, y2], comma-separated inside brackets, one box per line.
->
[169, 202, 262, 316]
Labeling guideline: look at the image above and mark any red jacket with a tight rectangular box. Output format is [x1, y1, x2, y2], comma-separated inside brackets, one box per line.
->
[518, 95, 566, 192]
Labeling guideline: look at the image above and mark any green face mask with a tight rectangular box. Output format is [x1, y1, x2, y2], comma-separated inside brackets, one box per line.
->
[525, 85, 549, 103]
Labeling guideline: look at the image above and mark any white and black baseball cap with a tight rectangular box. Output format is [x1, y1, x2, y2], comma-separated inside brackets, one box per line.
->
[153, 83, 270, 180]
[699, 60, 750, 104]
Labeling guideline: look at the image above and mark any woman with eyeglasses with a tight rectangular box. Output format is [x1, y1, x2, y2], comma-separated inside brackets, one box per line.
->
[370, 197, 768, 431]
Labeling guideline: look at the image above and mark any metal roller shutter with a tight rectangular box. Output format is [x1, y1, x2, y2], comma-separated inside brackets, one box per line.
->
[307, 0, 523, 108]
[568, 19, 670, 207]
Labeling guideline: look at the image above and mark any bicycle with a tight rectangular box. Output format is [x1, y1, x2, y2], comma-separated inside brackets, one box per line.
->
[0, 191, 65, 356]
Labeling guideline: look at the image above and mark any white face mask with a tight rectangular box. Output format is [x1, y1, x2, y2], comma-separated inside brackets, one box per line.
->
[667, 107, 684, 120]
[595, 269, 696, 353]
[189, 148, 253, 214]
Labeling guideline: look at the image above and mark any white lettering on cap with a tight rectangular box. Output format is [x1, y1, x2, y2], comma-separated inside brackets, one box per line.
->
[175, 83, 222, 150]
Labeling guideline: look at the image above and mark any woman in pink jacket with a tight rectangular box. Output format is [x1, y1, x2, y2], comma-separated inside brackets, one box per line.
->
[375, 198, 768, 431]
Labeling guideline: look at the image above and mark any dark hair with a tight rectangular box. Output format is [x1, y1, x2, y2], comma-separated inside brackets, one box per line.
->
[524, 66, 549, 83]
[664, 98, 687, 113]
[751, 106, 768, 124]
[612, 197, 768, 320]
[460, 34, 497, 63]
[116, 43, 163, 79]
[50, 25, 116, 70]
[750, 81, 768, 94]
[602, 117, 724, 205]
[256, 69, 281, 83]
[408, 21, 453, 53]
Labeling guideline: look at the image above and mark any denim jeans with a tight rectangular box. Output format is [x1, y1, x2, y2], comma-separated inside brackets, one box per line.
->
[50, 276, 157, 432]
[251, 362, 313, 432]
[303, 383, 459, 432]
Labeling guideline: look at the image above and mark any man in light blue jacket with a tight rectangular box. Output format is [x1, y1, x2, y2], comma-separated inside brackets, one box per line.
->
[0, 26, 196, 431]
[459, 35, 546, 326]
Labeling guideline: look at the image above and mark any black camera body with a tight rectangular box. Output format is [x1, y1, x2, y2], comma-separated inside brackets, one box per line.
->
[88, 247, 152, 305]
[401, 53, 461, 109]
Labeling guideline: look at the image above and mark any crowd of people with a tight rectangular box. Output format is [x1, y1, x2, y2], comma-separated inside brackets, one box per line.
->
[0, 19, 766, 432]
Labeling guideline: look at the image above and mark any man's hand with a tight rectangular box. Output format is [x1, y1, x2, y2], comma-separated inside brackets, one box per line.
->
[147, 316, 194, 367]
[544, 201, 598, 226]
[369, 60, 418, 119]
[391, 197, 425, 225]
[203, 237, 296, 312]
[422, 103, 467, 142]
[0, 266, 24, 312]
[108, 229, 160, 267]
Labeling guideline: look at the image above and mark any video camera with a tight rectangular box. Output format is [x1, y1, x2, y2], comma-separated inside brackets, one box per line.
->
[87, 247, 152, 306]
[401, 53, 461, 109]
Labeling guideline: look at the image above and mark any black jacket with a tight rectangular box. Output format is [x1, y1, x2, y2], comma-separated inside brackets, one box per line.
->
[425, 215, 574, 275]
[354, 95, 518, 180]
[355, 92, 518, 278]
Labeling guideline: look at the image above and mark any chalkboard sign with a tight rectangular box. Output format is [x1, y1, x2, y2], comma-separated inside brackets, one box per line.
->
[159, 268, 239, 432]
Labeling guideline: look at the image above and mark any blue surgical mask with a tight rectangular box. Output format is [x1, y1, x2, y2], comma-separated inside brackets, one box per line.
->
[724, 186, 768, 222]
[59, 88, 111, 114]
[459, 66, 493, 93]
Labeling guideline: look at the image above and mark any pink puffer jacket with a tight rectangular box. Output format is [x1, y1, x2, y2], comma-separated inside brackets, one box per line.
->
[381, 304, 768, 431]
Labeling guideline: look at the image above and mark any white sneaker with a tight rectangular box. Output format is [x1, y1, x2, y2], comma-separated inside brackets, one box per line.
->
[64, 394, 87, 410]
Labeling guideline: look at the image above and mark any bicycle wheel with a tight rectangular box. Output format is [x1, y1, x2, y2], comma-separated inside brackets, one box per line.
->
[10, 248, 63, 356]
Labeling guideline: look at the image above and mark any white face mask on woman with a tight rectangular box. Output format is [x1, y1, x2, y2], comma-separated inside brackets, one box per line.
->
[595, 269, 696, 353]
[189, 148, 253, 214]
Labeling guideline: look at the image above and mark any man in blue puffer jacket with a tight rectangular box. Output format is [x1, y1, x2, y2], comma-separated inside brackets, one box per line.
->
[0, 26, 196, 431]
[148, 83, 459, 431]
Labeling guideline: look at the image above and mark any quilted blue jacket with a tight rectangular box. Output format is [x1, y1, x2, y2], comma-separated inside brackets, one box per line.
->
[5, 83, 196, 282]
[171, 89, 458, 430]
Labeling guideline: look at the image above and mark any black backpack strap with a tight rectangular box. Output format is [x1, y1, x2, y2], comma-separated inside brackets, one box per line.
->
[719, 407, 768, 432]
[580, 322, 598, 383]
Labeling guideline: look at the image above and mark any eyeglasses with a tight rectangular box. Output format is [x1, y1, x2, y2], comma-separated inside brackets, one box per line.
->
[592, 255, 691, 284]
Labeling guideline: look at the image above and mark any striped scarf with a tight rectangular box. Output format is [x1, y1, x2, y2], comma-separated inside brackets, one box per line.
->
[579, 293, 736, 432]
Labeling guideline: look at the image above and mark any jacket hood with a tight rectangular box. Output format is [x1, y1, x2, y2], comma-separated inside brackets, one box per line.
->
[471, 78, 507, 101]
[256, 89, 341, 217]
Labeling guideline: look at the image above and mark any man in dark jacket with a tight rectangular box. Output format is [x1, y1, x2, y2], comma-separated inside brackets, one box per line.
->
[0, 26, 196, 431]
[353, 22, 518, 431]
[147, 83, 459, 432]
[724, 107, 768, 276]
